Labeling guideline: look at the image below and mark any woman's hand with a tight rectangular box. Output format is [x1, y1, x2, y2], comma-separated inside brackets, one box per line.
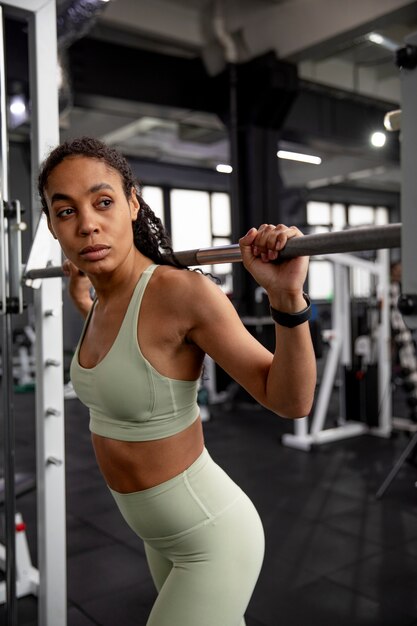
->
[239, 224, 309, 305]
[62, 259, 93, 318]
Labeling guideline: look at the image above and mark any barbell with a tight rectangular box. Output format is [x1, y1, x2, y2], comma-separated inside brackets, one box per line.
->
[23, 223, 401, 281]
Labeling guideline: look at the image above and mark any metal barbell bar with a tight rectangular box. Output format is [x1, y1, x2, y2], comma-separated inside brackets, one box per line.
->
[23, 223, 401, 281]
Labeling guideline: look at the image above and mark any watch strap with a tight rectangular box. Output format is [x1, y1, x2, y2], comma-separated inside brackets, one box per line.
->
[270, 293, 312, 328]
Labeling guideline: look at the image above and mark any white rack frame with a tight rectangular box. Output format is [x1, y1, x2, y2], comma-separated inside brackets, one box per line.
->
[0, 2, 66, 625]
[283, 249, 391, 451]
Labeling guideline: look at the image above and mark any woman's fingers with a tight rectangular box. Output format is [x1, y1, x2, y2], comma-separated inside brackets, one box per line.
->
[251, 224, 302, 262]
[62, 259, 85, 277]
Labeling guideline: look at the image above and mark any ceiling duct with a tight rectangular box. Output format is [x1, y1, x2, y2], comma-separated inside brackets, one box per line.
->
[57, 0, 113, 49]
[57, 0, 113, 121]
[200, 0, 242, 75]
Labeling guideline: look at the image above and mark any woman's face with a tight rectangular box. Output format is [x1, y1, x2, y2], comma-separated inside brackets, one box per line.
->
[44, 155, 140, 276]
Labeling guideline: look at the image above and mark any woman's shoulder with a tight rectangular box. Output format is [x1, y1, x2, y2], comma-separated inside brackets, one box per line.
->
[153, 265, 208, 286]
[151, 265, 221, 307]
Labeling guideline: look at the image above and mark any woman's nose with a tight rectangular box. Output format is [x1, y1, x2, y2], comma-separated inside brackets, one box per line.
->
[78, 209, 99, 235]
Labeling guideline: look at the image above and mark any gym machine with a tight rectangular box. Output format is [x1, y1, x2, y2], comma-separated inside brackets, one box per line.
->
[282, 249, 391, 451]
[0, 2, 65, 626]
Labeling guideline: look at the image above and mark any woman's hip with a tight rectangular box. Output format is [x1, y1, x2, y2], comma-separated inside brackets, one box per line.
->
[109, 447, 264, 549]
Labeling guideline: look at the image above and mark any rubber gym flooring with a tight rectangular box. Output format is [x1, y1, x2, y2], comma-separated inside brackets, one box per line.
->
[1, 382, 417, 626]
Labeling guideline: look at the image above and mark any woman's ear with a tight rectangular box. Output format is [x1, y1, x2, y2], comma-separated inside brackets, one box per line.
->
[129, 187, 140, 221]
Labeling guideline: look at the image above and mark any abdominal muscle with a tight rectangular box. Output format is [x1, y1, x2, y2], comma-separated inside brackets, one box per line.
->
[91, 417, 205, 493]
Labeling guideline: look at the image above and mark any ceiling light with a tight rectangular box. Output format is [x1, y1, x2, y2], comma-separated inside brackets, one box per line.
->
[216, 164, 233, 173]
[8, 93, 29, 128]
[384, 109, 401, 132]
[370, 131, 386, 148]
[277, 150, 322, 165]
[9, 96, 26, 116]
[367, 32, 399, 52]
[368, 33, 384, 45]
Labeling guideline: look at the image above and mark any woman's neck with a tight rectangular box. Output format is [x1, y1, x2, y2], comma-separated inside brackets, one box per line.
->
[88, 250, 152, 306]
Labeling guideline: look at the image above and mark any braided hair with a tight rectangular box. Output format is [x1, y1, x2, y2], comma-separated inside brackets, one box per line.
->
[38, 136, 185, 268]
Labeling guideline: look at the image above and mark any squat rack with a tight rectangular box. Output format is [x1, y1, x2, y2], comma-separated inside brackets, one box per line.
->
[0, 2, 65, 626]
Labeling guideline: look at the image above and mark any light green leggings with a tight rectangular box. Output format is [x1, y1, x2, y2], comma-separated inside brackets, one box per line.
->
[109, 448, 265, 626]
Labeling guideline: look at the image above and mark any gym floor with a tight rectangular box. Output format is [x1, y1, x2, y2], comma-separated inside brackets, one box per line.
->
[1, 384, 417, 626]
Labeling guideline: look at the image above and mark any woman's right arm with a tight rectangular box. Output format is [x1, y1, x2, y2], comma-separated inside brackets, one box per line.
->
[62, 260, 93, 319]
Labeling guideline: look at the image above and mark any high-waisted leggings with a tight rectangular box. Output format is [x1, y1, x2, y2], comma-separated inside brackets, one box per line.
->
[109, 448, 265, 626]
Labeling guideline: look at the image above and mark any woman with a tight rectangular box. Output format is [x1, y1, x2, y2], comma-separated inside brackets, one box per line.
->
[38, 136, 316, 626]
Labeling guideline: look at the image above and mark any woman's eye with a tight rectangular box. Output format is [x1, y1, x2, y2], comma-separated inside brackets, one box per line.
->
[57, 208, 74, 218]
[98, 198, 112, 209]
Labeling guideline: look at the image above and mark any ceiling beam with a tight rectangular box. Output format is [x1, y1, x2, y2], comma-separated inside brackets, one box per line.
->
[97, 0, 417, 69]
[231, 0, 417, 61]
[98, 0, 202, 49]
[69, 36, 399, 161]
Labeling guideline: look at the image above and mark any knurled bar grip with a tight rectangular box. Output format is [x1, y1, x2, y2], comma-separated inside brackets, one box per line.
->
[24, 223, 401, 280]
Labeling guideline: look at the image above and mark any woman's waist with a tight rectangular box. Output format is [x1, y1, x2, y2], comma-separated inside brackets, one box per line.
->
[92, 417, 204, 493]
[108, 446, 250, 544]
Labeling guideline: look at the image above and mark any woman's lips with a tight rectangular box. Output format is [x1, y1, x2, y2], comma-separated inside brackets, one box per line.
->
[79, 245, 110, 261]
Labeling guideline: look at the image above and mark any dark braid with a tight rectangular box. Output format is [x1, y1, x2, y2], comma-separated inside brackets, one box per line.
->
[133, 195, 185, 267]
[38, 136, 186, 268]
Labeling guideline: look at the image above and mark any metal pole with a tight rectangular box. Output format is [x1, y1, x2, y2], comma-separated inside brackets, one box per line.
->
[399, 32, 417, 330]
[0, 8, 6, 315]
[0, 6, 17, 624]
[28, 1, 67, 625]
[376, 431, 417, 498]
[23, 223, 402, 281]
[1, 306, 16, 626]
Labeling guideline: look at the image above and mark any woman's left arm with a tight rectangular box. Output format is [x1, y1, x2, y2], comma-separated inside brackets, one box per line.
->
[239, 224, 316, 418]
[186, 224, 316, 419]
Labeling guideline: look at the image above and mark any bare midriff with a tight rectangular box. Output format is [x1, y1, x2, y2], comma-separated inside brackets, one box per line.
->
[91, 417, 205, 493]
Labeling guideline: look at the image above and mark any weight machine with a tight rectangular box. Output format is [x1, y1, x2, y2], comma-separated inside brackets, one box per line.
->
[282, 249, 391, 451]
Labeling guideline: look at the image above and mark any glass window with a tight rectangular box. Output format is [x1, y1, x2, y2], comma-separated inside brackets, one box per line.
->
[332, 203, 346, 230]
[348, 205, 375, 226]
[307, 201, 331, 225]
[375, 206, 389, 225]
[142, 186, 164, 225]
[308, 260, 333, 300]
[144, 187, 234, 293]
[310, 225, 331, 234]
[211, 193, 231, 236]
[170, 189, 211, 251]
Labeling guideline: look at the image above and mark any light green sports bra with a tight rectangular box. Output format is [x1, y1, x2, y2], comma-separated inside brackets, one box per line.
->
[70, 264, 200, 441]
